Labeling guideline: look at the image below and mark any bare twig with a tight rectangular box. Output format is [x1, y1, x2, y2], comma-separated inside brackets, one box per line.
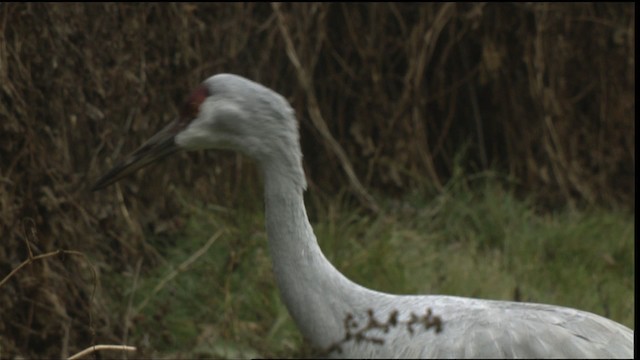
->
[67, 345, 137, 360]
[0, 219, 100, 357]
[0, 220, 96, 298]
[134, 229, 224, 314]
[458, 42, 488, 170]
[271, 2, 379, 213]
[122, 257, 143, 358]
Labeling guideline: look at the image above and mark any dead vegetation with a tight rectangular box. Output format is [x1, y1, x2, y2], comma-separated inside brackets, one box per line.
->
[0, 3, 634, 358]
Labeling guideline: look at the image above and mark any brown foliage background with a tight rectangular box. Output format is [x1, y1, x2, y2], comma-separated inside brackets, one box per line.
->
[0, 3, 634, 358]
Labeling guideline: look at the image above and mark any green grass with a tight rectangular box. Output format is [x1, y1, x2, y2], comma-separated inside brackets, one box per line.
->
[106, 176, 635, 358]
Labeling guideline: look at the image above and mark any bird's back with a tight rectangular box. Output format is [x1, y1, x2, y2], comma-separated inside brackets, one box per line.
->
[334, 294, 633, 358]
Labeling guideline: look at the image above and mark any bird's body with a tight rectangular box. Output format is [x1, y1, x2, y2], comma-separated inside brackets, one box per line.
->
[93, 74, 633, 358]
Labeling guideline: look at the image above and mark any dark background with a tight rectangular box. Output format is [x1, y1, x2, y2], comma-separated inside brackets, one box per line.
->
[0, 3, 634, 357]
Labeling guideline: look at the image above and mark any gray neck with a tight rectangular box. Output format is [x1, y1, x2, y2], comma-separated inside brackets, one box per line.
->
[261, 159, 372, 349]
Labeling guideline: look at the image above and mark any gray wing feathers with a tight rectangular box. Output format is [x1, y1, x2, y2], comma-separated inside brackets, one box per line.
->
[336, 295, 633, 358]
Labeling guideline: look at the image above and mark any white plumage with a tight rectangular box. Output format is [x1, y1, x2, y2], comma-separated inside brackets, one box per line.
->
[93, 73, 633, 358]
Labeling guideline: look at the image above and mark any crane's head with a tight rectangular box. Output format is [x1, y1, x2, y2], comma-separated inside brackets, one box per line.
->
[92, 74, 303, 191]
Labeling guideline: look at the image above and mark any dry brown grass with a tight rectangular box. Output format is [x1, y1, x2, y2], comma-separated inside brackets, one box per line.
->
[0, 3, 634, 358]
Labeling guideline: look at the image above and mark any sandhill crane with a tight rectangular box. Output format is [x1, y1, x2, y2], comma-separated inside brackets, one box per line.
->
[92, 74, 633, 358]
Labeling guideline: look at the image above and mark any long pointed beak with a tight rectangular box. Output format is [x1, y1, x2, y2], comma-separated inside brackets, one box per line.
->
[91, 120, 182, 191]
